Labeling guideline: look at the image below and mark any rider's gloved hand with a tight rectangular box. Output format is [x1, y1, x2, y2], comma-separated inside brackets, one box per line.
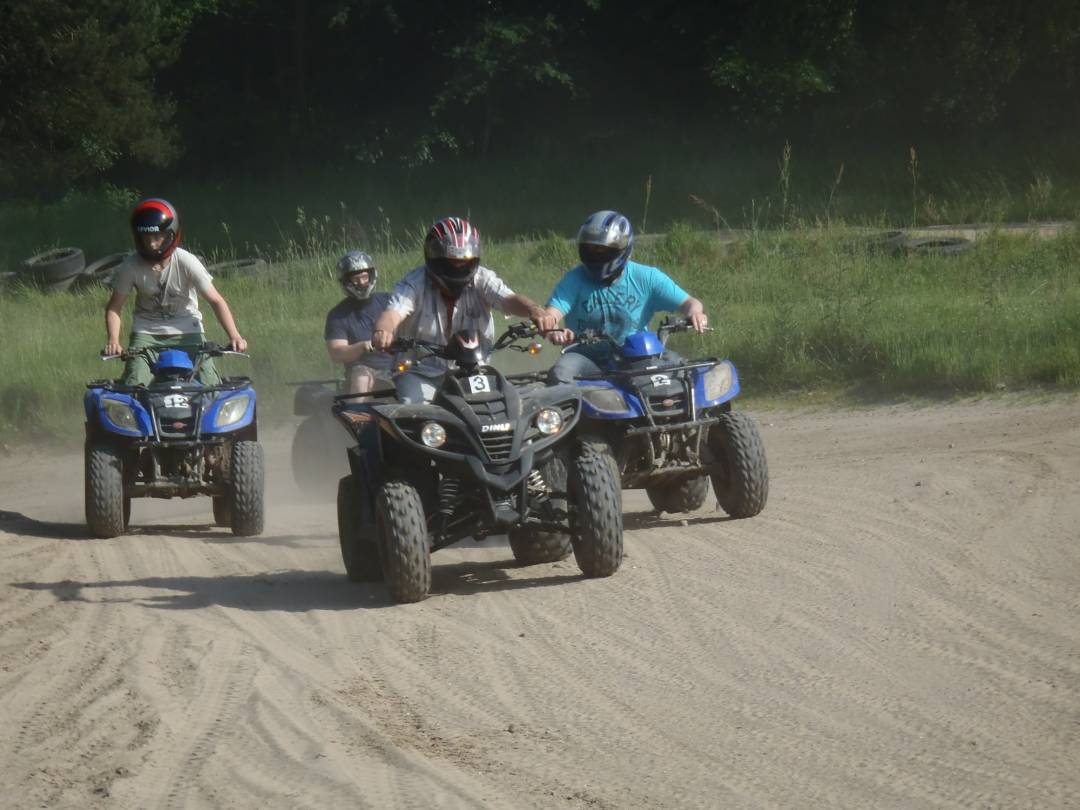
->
[372, 329, 394, 351]
[229, 336, 248, 353]
[548, 328, 575, 346]
[104, 340, 123, 357]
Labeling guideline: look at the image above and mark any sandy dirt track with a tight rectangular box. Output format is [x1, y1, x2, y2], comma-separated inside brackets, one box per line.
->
[1, 398, 1078, 809]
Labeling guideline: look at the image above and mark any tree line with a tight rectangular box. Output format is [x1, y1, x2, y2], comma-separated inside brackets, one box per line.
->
[2, 0, 1078, 198]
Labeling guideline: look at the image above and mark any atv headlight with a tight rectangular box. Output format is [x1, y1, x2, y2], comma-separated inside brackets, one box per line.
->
[214, 394, 251, 428]
[702, 362, 734, 401]
[421, 422, 447, 448]
[536, 408, 563, 435]
[103, 399, 137, 430]
[582, 387, 628, 414]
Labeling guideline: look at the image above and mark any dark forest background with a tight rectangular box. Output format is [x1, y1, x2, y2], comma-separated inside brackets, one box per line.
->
[3, 1, 1079, 195]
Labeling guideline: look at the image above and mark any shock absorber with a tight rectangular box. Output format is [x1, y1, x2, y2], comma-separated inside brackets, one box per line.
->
[527, 468, 549, 495]
[438, 476, 462, 515]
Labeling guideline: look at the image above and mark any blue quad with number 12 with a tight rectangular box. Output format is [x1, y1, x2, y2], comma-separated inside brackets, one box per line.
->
[83, 344, 265, 538]
[567, 317, 769, 517]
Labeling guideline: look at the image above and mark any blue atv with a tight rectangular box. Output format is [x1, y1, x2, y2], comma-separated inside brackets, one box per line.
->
[566, 316, 768, 518]
[84, 344, 264, 538]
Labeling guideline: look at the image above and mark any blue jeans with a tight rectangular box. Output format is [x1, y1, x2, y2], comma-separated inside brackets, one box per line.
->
[548, 349, 685, 384]
[548, 351, 605, 385]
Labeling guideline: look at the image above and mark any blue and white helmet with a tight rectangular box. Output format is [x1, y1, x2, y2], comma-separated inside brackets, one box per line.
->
[577, 210, 633, 283]
[336, 250, 377, 300]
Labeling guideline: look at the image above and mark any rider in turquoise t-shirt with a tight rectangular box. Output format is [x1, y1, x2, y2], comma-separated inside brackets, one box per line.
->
[544, 210, 709, 383]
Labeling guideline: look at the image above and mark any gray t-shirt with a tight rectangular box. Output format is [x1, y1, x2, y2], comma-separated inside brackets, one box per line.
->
[111, 247, 214, 335]
[386, 266, 514, 375]
[323, 293, 393, 372]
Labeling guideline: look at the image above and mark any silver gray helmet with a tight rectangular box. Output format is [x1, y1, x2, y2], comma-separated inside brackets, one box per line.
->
[577, 210, 633, 283]
[336, 250, 377, 300]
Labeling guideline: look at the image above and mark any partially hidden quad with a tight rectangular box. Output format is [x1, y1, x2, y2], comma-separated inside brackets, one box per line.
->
[289, 377, 353, 497]
[332, 323, 623, 603]
[83, 344, 265, 537]
[568, 317, 769, 517]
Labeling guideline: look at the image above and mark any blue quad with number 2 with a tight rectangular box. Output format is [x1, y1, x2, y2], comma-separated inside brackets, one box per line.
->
[566, 316, 769, 517]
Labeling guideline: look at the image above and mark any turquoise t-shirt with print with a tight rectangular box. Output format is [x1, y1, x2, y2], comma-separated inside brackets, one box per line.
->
[546, 260, 688, 356]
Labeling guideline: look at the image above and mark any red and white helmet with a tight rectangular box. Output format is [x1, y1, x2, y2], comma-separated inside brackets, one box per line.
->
[423, 216, 480, 298]
[131, 198, 182, 262]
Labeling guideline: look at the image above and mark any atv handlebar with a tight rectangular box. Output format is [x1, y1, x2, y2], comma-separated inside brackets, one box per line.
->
[101, 342, 250, 361]
[388, 322, 545, 361]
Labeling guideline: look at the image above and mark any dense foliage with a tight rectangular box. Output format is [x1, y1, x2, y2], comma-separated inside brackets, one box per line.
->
[2, 0, 1078, 196]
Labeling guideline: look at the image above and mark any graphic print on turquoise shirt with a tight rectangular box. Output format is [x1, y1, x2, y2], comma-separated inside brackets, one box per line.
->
[546, 260, 688, 348]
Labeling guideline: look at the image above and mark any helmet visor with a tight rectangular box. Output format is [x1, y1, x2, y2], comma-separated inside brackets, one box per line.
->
[579, 243, 621, 268]
[428, 256, 479, 283]
[344, 270, 373, 291]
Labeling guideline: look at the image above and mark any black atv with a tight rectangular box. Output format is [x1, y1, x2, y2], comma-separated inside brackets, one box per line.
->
[332, 323, 623, 603]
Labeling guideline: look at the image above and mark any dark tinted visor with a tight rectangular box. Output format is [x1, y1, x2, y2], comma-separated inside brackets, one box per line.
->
[428, 256, 479, 281]
[579, 243, 620, 266]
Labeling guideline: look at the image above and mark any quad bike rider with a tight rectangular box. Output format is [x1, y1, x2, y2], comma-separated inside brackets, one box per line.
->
[333, 323, 624, 603]
[544, 210, 767, 517]
[290, 250, 393, 497]
[85, 344, 264, 537]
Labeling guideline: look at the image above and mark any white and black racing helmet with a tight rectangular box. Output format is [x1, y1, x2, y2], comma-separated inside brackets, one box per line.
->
[336, 250, 377, 300]
[577, 210, 633, 284]
[424, 216, 481, 299]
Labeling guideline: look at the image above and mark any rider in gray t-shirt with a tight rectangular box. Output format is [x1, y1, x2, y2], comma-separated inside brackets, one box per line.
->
[324, 251, 392, 394]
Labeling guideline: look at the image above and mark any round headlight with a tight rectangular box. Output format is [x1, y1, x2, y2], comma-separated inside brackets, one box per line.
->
[420, 422, 447, 448]
[536, 408, 563, 435]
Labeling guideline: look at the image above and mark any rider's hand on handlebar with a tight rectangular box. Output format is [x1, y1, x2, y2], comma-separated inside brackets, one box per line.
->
[372, 328, 394, 351]
[229, 336, 248, 353]
[103, 341, 123, 357]
[528, 307, 558, 334]
[690, 312, 710, 333]
[548, 328, 576, 346]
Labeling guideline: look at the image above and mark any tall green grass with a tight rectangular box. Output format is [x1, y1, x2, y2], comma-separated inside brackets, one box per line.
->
[1, 222, 1078, 447]
[4, 134, 1080, 273]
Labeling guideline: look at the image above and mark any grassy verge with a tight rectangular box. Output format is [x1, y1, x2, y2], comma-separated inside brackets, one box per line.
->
[1, 222, 1078, 448]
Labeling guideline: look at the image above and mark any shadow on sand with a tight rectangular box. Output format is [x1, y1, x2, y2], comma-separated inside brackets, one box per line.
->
[12, 552, 584, 611]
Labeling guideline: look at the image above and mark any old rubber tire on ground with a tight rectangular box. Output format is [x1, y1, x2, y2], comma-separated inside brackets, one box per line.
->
[79, 252, 128, 288]
[645, 475, 709, 514]
[21, 247, 85, 286]
[85, 443, 126, 538]
[567, 449, 623, 578]
[228, 440, 265, 536]
[708, 412, 769, 518]
[375, 480, 431, 603]
[337, 475, 383, 582]
[212, 496, 231, 527]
